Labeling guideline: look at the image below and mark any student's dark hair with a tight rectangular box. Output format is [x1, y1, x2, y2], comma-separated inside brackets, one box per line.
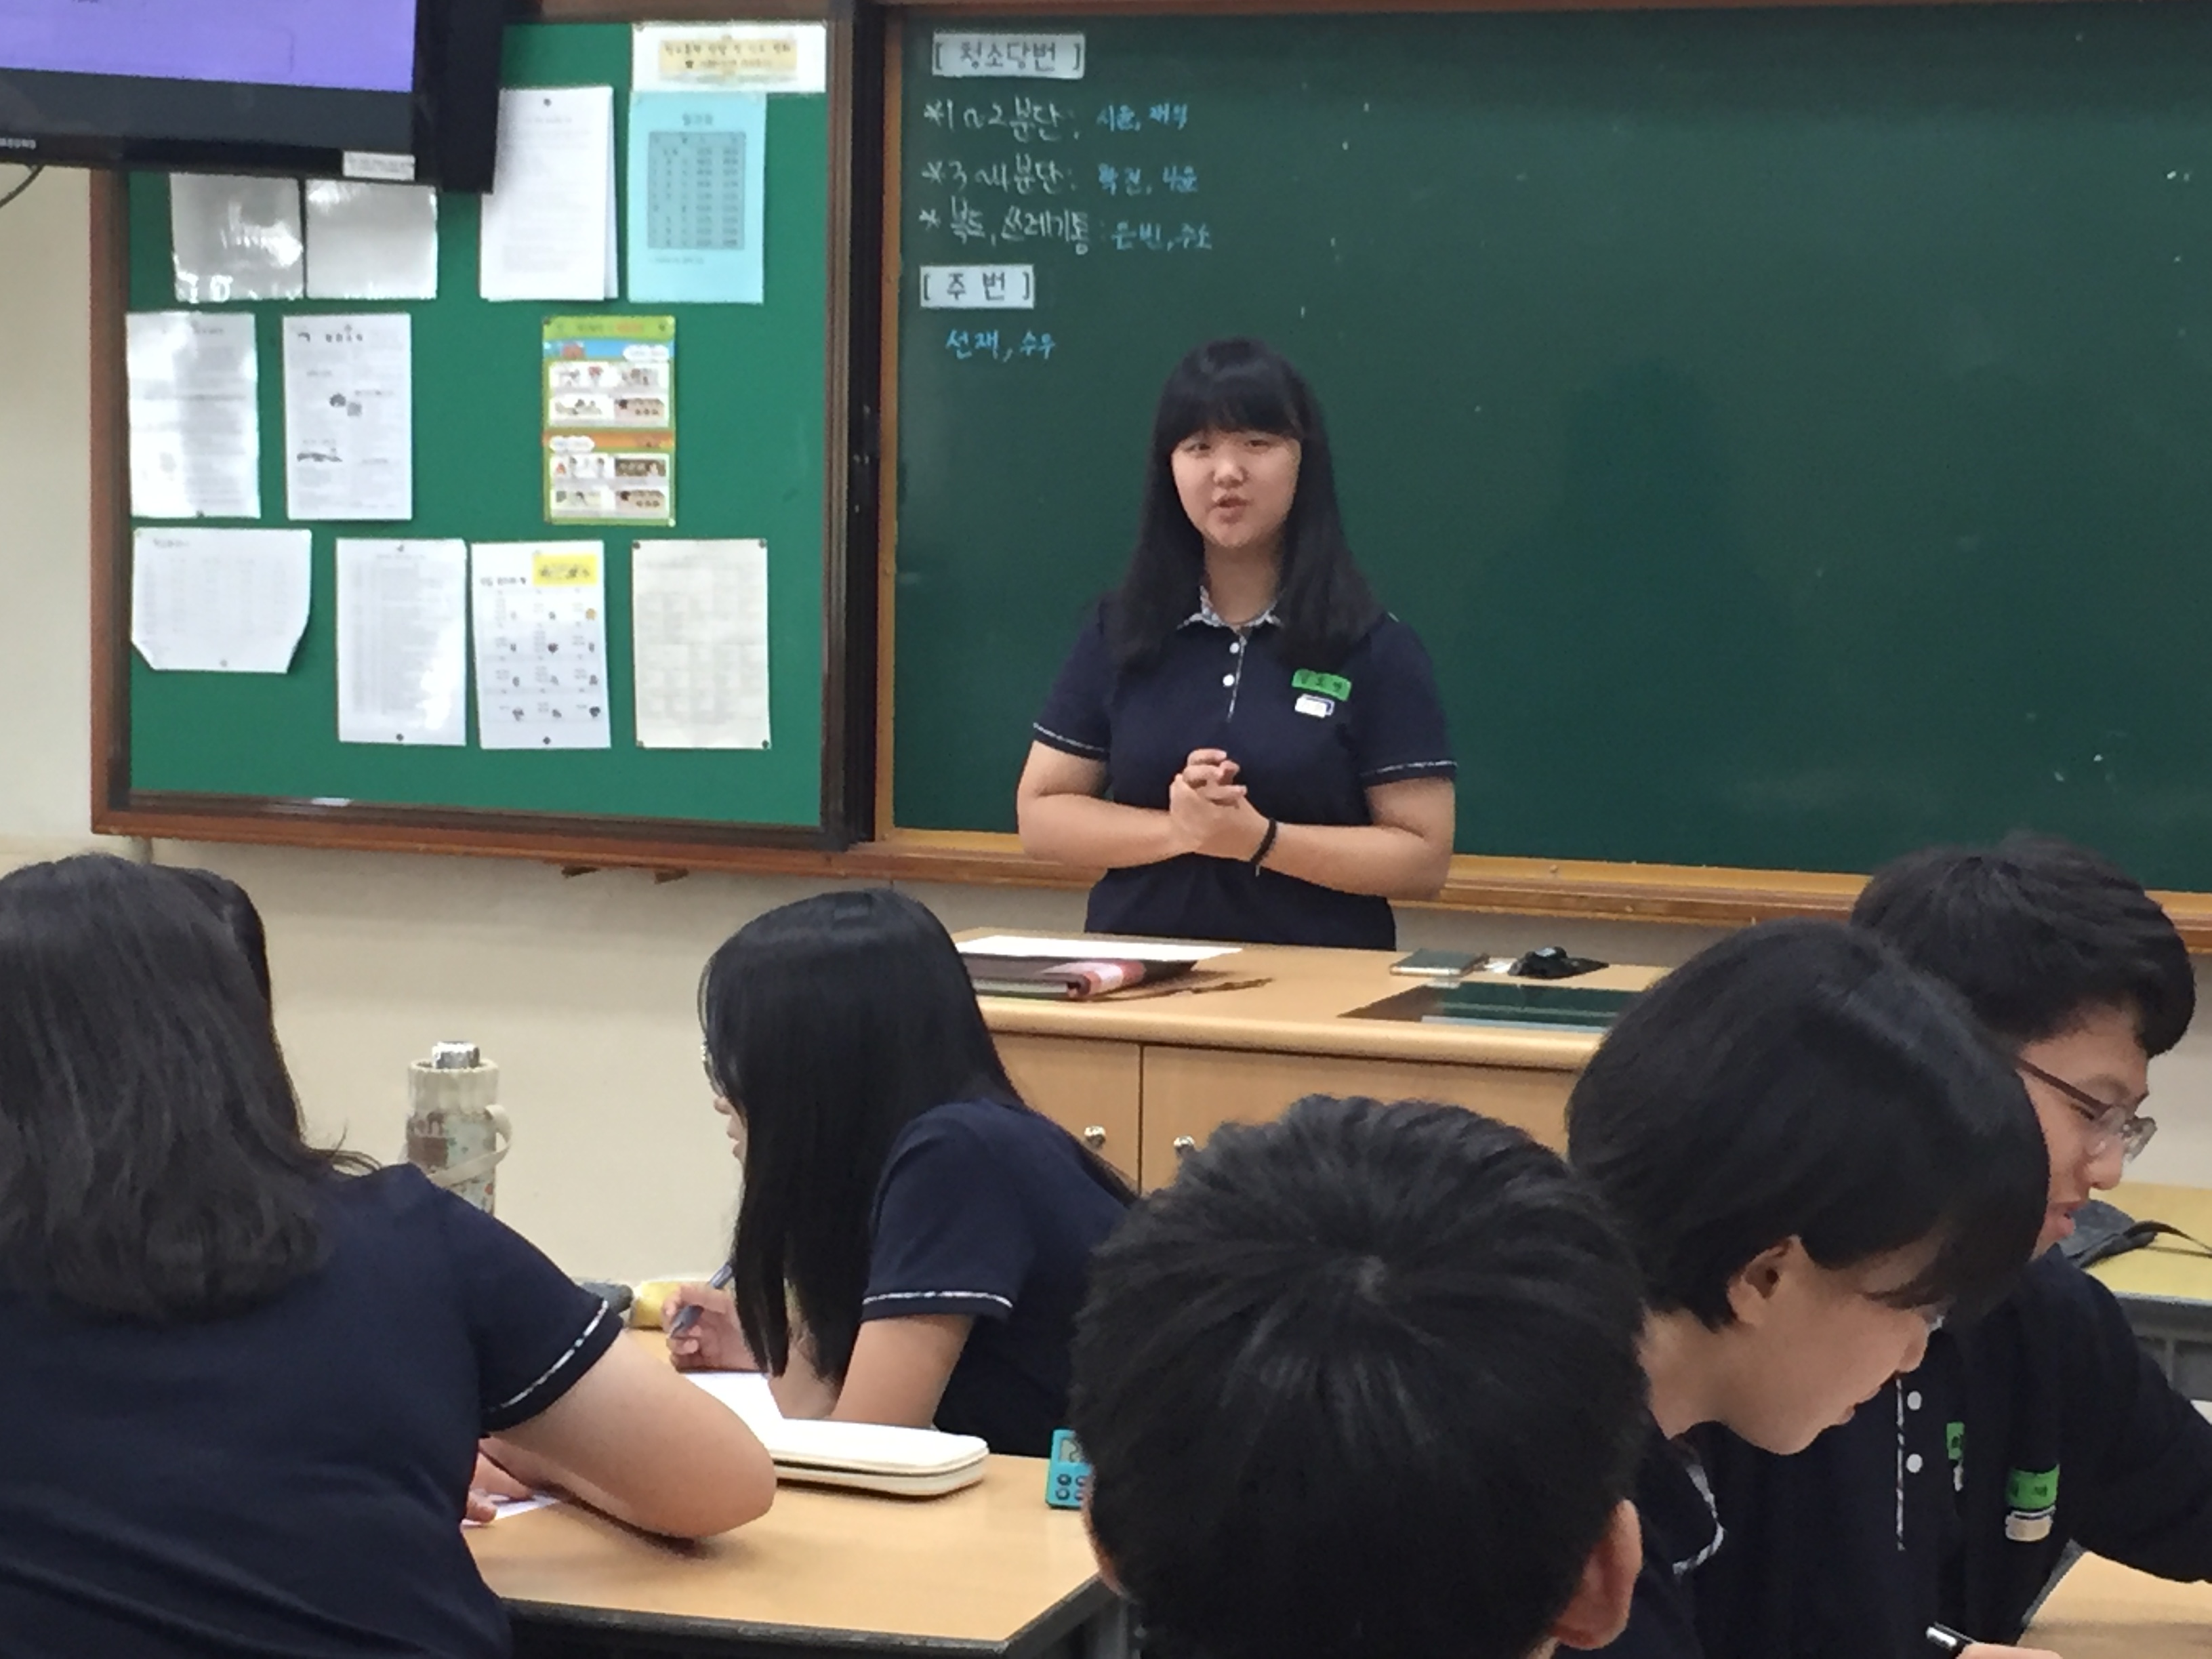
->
[704, 888, 1132, 1384]
[1567, 920, 2047, 1328]
[1852, 833, 2194, 1057]
[1073, 1095, 1647, 1659]
[0, 855, 360, 1322]
[1107, 337, 1381, 672]
[162, 865, 272, 1006]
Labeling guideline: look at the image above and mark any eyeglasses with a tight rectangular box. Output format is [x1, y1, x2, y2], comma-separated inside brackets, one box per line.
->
[2017, 1059, 2156, 1162]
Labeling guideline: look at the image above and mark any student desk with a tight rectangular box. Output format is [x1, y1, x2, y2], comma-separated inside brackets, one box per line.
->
[468, 1454, 1116, 1659]
[964, 937, 1662, 1185]
[2093, 1180, 2212, 1399]
[2029, 1551, 2212, 1657]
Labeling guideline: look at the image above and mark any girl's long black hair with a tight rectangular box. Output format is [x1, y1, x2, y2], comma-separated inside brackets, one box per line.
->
[702, 888, 1132, 1384]
[1108, 337, 1382, 672]
[0, 855, 360, 1321]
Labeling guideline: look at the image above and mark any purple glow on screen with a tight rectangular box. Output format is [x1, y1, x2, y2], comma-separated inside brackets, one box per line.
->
[0, 0, 417, 95]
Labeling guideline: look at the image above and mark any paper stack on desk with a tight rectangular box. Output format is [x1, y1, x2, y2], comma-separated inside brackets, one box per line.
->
[686, 1372, 989, 1497]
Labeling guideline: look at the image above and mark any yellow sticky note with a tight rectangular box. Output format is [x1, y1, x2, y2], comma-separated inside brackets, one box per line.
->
[533, 551, 599, 587]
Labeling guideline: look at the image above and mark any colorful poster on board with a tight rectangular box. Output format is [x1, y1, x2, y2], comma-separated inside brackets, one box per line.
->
[541, 316, 676, 526]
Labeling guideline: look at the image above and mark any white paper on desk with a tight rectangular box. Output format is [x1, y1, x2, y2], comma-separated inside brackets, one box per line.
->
[131, 529, 310, 674]
[471, 541, 612, 750]
[283, 314, 413, 521]
[632, 539, 771, 749]
[686, 1371, 785, 1433]
[305, 181, 439, 300]
[957, 935, 1242, 964]
[127, 311, 261, 520]
[479, 86, 619, 301]
[462, 1492, 562, 1528]
[336, 539, 468, 745]
[169, 174, 304, 303]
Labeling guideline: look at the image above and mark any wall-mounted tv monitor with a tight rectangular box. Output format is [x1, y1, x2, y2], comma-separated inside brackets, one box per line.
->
[0, 0, 506, 190]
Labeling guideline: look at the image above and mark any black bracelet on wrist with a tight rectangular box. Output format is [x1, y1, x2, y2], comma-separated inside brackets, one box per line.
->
[1249, 817, 1280, 872]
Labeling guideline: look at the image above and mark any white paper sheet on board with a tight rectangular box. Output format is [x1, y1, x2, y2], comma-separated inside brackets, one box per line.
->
[471, 541, 613, 750]
[125, 310, 262, 520]
[304, 180, 440, 300]
[169, 173, 304, 303]
[130, 528, 311, 674]
[632, 539, 771, 749]
[335, 539, 468, 745]
[282, 313, 414, 521]
[478, 87, 619, 301]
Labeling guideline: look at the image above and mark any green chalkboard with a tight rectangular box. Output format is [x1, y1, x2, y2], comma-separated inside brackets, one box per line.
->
[893, 5, 2212, 888]
[127, 22, 828, 829]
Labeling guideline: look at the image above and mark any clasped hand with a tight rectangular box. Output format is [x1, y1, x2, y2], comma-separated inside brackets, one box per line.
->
[1168, 749, 1269, 861]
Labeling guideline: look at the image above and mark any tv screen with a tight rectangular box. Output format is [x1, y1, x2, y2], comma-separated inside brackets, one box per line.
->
[0, 0, 506, 188]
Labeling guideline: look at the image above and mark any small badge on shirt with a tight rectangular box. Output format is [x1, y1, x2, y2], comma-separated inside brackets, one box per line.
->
[1294, 693, 1336, 719]
[2003, 1465, 2058, 1542]
[1291, 669, 1352, 701]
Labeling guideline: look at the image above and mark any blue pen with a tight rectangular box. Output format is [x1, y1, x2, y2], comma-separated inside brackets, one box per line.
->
[667, 1263, 734, 1338]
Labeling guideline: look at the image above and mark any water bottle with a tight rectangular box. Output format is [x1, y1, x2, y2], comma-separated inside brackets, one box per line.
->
[405, 1041, 511, 1213]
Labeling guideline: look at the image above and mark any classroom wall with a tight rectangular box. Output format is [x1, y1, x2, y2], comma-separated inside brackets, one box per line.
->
[8, 167, 2212, 1279]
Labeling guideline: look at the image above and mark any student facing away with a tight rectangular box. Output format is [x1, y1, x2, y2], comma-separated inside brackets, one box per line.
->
[1071, 1094, 1649, 1659]
[653, 888, 1134, 1456]
[1693, 836, 2212, 1658]
[1564, 920, 2054, 1659]
[0, 855, 774, 1659]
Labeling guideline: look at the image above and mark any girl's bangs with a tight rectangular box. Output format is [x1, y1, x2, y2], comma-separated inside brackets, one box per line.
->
[1155, 354, 1305, 447]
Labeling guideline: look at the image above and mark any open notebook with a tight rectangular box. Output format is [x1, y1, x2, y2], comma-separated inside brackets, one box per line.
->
[686, 1372, 990, 1498]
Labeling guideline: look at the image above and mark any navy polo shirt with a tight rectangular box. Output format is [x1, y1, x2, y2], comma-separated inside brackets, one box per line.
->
[1032, 600, 1456, 948]
[1594, 1421, 1727, 1658]
[0, 1164, 621, 1659]
[862, 1097, 1130, 1456]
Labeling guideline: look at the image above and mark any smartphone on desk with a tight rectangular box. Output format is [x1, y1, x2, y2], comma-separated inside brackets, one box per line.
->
[1391, 949, 1481, 978]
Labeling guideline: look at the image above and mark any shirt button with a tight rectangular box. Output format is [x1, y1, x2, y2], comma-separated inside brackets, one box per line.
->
[1229, 640, 1243, 655]
[1906, 1453, 1925, 1474]
[1906, 1391, 1923, 1411]
[1221, 674, 1235, 687]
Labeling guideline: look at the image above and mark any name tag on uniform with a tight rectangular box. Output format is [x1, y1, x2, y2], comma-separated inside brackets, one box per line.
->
[1294, 693, 1336, 718]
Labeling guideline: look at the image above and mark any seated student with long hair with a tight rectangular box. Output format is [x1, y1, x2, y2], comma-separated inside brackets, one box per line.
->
[1564, 920, 2055, 1659]
[1694, 836, 2211, 1659]
[657, 888, 1134, 1456]
[0, 856, 775, 1659]
[1071, 1094, 1648, 1659]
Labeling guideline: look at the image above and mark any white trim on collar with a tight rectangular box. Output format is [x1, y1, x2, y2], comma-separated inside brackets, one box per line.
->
[1183, 587, 1279, 631]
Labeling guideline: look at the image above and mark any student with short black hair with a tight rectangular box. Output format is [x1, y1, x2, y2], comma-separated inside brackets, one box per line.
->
[1564, 920, 2051, 1658]
[659, 888, 1132, 1455]
[0, 855, 774, 1659]
[1694, 836, 2212, 1658]
[1071, 1094, 1647, 1659]
[1017, 338, 1456, 948]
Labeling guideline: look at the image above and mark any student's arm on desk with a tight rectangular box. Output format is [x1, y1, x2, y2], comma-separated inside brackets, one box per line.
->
[482, 1333, 776, 1538]
[663, 1282, 970, 1430]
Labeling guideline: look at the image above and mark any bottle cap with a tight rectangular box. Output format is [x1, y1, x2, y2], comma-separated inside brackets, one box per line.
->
[430, 1042, 480, 1070]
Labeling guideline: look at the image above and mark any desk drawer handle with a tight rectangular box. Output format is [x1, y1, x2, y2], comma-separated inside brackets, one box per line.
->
[1082, 1125, 1107, 1149]
[1172, 1135, 1197, 1158]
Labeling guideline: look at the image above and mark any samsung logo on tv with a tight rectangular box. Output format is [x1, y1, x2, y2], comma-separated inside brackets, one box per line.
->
[0, 138, 35, 149]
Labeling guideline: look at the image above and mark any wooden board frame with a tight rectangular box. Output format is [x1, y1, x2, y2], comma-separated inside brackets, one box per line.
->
[85, 0, 2212, 949]
[89, 0, 882, 861]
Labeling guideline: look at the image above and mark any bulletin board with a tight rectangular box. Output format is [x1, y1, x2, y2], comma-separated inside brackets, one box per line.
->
[90, 6, 877, 863]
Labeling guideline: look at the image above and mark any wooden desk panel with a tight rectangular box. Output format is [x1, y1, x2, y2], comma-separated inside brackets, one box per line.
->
[1137, 1045, 1581, 1187]
[470, 1456, 1107, 1655]
[2030, 1553, 2212, 1657]
[2095, 1181, 2212, 1303]
[997, 1036, 1140, 1183]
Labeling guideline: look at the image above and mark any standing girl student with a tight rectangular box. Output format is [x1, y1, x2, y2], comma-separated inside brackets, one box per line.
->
[663, 889, 1134, 1456]
[1017, 337, 1456, 948]
[0, 856, 773, 1659]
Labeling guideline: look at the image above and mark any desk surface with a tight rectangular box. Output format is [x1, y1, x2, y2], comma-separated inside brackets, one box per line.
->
[2091, 1180, 2212, 1303]
[964, 936, 1663, 1072]
[2030, 1551, 2212, 1657]
[469, 1455, 1105, 1655]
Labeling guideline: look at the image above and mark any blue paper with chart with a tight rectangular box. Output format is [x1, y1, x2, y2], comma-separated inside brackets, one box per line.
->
[626, 92, 768, 304]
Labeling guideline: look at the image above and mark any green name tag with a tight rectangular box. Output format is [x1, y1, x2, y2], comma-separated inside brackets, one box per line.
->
[2006, 1466, 2059, 1511]
[1292, 670, 1351, 701]
[1946, 1421, 1965, 1465]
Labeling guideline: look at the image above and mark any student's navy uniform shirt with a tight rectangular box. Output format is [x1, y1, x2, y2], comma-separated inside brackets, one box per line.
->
[0, 1164, 621, 1659]
[1032, 598, 1455, 949]
[1593, 1420, 1727, 1658]
[1692, 1252, 2212, 1657]
[861, 1097, 1129, 1456]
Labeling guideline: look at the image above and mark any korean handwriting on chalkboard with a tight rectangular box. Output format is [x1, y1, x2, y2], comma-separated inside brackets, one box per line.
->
[1096, 165, 1199, 197]
[1097, 102, 1190, 132]
[921, 156, 1078, 197]
[1107, 222, 1212, 253]
[922, 96, 1074, 144]
[945, 328, 1059, 363]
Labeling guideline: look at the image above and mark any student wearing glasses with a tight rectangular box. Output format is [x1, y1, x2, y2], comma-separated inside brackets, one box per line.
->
[1692, 836, 2212, 1659]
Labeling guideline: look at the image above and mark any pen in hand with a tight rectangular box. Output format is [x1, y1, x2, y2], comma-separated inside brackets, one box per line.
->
[667, 1262, 735, 1338]
[1925, 1626, 1970, 1656]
